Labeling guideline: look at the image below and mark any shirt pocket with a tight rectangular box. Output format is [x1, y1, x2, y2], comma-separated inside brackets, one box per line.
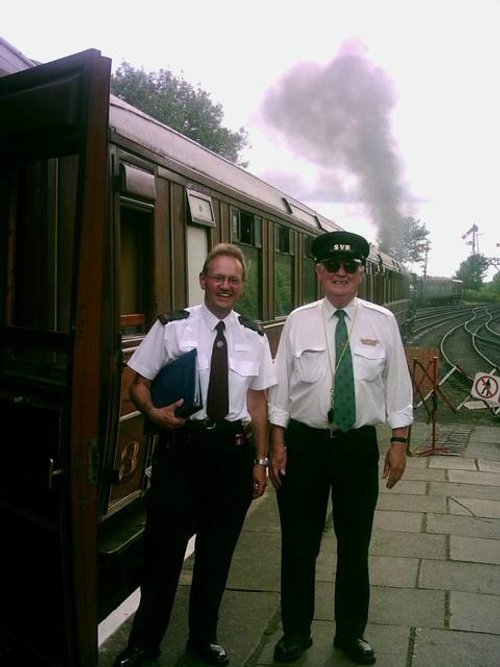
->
[352, 346, 386, 382]
[293, 346, 326, 383]
[230, 358, 259, 378]
[197, 354, 210, 372]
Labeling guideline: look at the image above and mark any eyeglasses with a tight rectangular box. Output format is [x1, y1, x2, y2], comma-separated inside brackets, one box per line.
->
[322, 259, 362, 274]
[206, 273, 243, 287]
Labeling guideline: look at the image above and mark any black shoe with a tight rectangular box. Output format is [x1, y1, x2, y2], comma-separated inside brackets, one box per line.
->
[186, 638, 229, 665]
[273, 634, 313, 663]
[113, 646, 160, 667]
[333, 636, 376, 665]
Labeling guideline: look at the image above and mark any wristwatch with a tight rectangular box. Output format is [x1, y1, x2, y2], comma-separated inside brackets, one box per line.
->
[254, 457, 269, 466]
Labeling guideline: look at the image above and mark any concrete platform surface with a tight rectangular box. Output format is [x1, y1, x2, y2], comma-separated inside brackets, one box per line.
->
[98, 421, 500, 666]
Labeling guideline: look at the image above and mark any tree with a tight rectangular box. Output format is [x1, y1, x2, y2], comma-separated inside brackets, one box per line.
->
[111, 62, 249, 166]
[479, 274, 500, 302]
[385, 216, 430, 268]
[454, 253, 490, 289]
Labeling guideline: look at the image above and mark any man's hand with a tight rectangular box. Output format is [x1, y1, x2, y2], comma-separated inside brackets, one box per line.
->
[269, 426, 287, 489]
[383, 443, 407, 489]
[252, 465, 267, 499]
[148, 399, 187, 430]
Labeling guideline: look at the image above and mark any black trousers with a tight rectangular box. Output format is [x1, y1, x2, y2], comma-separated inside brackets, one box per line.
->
[128, 423, 254, 651]
[276, 420, 379, 639]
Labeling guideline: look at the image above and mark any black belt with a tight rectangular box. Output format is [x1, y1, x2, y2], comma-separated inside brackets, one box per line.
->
[289, 420, 374, 440]
[183, 418, 245, 434]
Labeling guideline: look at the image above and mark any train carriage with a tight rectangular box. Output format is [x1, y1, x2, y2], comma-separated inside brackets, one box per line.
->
[0, 43, 410, 666]
[412, 276, 464, 307]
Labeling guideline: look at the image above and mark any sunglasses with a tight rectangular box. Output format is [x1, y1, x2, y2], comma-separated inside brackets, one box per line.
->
[321, 259, 362, 274]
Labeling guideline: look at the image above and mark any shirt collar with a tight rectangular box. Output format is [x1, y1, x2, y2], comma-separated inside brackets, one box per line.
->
[201, 303, 235, 332]
[322, 296, 358, 320]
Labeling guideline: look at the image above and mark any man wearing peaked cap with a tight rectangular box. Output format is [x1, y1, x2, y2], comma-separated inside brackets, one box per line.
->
[268, 230, 413, 665]
[311, 231, 370, 264]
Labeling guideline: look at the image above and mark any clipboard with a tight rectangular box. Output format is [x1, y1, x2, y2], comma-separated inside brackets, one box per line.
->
[150, 348, 202, 417]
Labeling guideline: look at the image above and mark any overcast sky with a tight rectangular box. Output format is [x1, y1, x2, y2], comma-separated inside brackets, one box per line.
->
[4, 0, 500, 279]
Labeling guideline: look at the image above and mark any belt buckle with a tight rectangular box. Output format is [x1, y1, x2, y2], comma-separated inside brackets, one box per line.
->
[329, 423, 340, 438]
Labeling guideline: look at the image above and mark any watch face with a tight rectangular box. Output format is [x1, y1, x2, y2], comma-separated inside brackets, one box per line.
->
[256, 457, 269, 466]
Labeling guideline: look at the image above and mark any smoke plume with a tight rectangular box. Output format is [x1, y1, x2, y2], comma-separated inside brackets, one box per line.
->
[260, 39, 411, 255]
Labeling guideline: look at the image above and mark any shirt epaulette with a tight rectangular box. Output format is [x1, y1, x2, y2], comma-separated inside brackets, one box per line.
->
[158, 309, 190, 325]
[238, 315, 264, 336]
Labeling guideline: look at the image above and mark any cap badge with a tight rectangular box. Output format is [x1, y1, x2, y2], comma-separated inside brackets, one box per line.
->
[332, 243, 352, 252]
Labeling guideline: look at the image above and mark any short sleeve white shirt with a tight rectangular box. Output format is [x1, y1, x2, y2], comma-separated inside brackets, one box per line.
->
[128, 304, 276, 422]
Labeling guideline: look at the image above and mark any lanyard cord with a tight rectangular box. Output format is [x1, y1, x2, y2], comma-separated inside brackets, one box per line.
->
[322, 300, 358, 400]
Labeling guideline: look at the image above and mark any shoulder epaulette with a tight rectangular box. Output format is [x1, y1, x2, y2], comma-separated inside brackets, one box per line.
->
[238, 315, 264, 336]
[158, 309, 190, 325]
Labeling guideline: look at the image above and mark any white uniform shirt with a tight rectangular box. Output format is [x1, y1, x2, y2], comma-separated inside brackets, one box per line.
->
[128, 304, 276, 422]
[268, 297, 413, 430]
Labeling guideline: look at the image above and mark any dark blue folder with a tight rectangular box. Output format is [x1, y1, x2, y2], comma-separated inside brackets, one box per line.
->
[150, 348, 202, 417]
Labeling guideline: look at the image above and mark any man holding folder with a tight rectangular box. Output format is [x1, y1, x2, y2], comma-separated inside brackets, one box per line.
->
[114, 244, 276, 667]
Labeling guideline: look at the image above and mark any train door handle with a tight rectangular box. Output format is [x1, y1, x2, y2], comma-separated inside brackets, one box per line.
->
[48, 458, 65, 489]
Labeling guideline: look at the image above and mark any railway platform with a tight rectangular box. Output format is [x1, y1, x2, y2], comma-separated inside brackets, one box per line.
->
[98, 420, 500, 667]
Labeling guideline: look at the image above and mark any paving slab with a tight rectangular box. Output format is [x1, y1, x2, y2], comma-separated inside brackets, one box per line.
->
[449, 497, 500, 520]
[357, 624, 410, 667]
[450, 591, 500, 634]
[448, 469, 500, 486]
[429, 456, 478, 470]
[419, 559, 500, 594]
[471, 426, 500, 444]
[399, 466, 446, 481]
[374, 510, 424, 533]
[478, 459, 500, 472]
[468, 441, 500, 461]
[404, 456, 431, 469]
[427, 512, 500, 539]
[450, 535, 500, 565]
[412, 628, 500, 667]
[371, 530, 447, 559]
[370, 555, 419, 587]
[379, 479, 427, 496]
[368, 587, 445, 627]
[429, 481, 500, 501]
[377, 493, 447, 513]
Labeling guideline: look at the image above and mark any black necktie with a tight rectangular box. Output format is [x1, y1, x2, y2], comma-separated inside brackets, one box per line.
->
[206, 321, 229, 420]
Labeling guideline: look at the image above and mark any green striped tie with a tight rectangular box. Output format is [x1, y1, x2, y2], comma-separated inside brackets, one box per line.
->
[332, 310, 356, 432]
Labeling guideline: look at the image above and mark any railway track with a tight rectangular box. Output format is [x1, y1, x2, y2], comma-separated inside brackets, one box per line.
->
[406, 304, 500, 424]
[441, 307, 500, 379]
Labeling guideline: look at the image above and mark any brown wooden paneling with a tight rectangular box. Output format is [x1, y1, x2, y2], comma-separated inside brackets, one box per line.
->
[170, 181, 187, 308]
[155, 174, 172, 315]
[108, 415, 151, 511]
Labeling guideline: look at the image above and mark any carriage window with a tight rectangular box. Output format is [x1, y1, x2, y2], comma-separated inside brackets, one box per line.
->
[4, 157, 77, 331]
[0, 156, 78, 383]
[232, 208, 262, 320]
[120, 205, 153, 336]
[275, 224, 295, 317]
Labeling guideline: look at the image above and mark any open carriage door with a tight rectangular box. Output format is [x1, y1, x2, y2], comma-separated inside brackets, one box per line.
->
[0, 50, 111, 666]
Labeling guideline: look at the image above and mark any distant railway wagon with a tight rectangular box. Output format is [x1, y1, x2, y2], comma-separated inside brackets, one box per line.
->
[0, 43, 411, 666]
[413, 276, 463, 307]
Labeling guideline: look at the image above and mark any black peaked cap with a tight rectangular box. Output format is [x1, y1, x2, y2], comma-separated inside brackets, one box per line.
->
[311, 231, 370, 263]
